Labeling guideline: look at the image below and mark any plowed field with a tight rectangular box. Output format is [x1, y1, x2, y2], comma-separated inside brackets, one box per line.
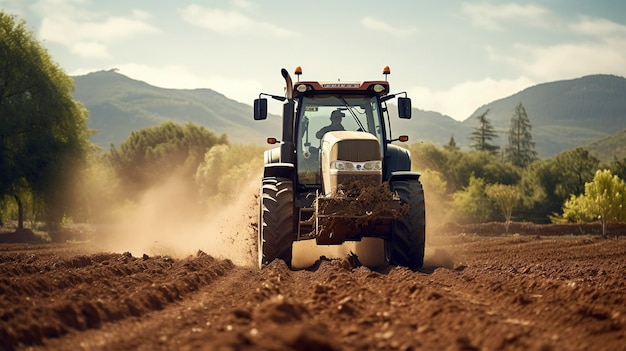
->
[2, 231, 625, 351]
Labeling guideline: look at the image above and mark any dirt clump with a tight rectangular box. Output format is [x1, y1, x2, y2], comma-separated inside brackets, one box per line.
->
[1, 233, 625, 350]
[314, 180, 407, 242]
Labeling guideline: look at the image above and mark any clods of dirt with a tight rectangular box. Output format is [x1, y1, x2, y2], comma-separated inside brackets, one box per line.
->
[1, 234, 625, 351]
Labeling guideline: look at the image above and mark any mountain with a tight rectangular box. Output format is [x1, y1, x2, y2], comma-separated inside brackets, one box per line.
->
[390, 107, 469, 146]
[585, 128, 626, 162]
[73, 70, 280, 148]
[73, 71, 626, 159]
[461, 74, 626, 157]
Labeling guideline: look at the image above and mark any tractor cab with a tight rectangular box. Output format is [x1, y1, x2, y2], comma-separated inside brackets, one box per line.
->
[295, 95, 386, 188]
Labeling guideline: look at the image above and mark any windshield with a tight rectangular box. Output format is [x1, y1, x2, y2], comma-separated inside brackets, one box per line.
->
[295, 95, 384, 185]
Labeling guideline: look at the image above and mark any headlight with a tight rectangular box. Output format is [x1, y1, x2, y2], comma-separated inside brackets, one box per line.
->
[330, 160, 381, 172]
[363, 161, 382, 170]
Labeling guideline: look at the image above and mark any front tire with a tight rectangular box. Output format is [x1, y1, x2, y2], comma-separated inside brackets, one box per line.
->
[390, 180, 426, 269]
[258, 177, 294, 268]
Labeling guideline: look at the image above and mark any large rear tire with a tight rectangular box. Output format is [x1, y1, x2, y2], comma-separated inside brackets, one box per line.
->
[258, 177, 294, 268]
[390, 180, 426, 269]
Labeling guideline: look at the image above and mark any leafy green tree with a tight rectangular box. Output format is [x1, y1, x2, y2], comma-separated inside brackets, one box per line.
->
[410, 142, 519, 196]
[561, 169, 626, 237]
[470, 109, 499, 155]
[72, 150, 124, 223]
[518, 159, 563, 222]
[452, 175, 492, 223]
[410, 141, 450, 174]
[485, 184, 519, 232]
[108, 121, 227, 198]
[447, 151, 520, 194]
[519, 149, 599, 223]
[553, 148, 599, 197]
[194, 143, 264, 206]
[0, 12, 89, 230]
[608, 156, 626, 181]
[504, 102, 537, 168]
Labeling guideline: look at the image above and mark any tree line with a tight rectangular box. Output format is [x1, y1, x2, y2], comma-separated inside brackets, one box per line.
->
[413, 102, 626, 233]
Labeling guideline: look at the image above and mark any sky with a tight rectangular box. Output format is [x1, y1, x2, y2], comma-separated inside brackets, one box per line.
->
[2, 0, 626, 121]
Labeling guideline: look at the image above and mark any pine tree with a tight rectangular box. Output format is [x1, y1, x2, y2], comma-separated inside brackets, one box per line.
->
[444, 135, 460, 152]
[505, 103, 537, 168]
[470, 109, 499, 155]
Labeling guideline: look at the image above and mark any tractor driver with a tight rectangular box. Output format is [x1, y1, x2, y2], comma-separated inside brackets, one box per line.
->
[316, 109, 345, 139]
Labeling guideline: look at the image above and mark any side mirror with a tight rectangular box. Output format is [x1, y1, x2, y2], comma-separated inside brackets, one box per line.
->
[398, 97, 412, 119]
[254, 98, 268, 120]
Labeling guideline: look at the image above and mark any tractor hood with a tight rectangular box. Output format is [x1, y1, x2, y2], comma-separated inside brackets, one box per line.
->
[320, 131, 382, 195]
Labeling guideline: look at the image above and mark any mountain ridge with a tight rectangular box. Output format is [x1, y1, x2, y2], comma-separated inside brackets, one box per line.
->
[73, 70, 280, 148]
[73, 71, 626, 160]
[460, 74, 626, 157]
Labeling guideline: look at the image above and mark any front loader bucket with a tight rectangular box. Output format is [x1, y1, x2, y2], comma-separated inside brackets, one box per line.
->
[291, 237, 388, 270]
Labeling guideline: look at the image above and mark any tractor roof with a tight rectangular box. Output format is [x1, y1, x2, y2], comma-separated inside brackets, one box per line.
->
[292, 80, 390, 98]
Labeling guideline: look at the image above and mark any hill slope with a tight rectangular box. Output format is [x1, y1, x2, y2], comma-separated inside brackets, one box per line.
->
[585, 128, 626, 162]
[73, 71, 626, 159]
[391, 107, 469, 148]
[73, 70, 279, 148]
[463, 74, 626, 157]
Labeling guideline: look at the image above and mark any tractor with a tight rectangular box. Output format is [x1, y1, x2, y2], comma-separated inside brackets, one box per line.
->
[254, 66, 425, 269]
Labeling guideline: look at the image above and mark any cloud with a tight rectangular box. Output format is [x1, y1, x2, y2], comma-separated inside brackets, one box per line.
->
[409, 76, 535, 121]
[569, 16, 626, 37]
[361, 16, 417, 36]
[507, 42, 626, 82]
[232, 0, 259, 12]
[33, 1, 159, 59]
[179, 4, 294, 37]
[461, 2, 550, 30]
[70, 41, 110, 59]
[486, 15, 626, 82]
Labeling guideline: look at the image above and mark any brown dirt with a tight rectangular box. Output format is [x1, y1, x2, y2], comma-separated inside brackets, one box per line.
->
[1, 230, 625, 351]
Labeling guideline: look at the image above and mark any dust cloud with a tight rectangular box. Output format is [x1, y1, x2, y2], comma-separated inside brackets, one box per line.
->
[422, 191, 457, 270]
[94, 169, 456, 270]
[97, 173, 260, 267]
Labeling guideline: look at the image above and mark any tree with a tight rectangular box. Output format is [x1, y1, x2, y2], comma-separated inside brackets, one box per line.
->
[553, 148, 599, 197]
[561, 169, 626, 237]
[194, 143, 264, 206]
[108, 121, 227, 198]
[518, 150, 598, 223]
[470, 109, 499, 155]
[444, 135, 460, 152]
[518, 160, 556, 222]
[447, 151, 520, 194]
[409, 141, 450, 174]
[609, 156, 626, 182]
[485, 184, 519, 233]
[504, 102, 537, 168]
[452, 175, 492, 223]
[1, 12, 89, 230]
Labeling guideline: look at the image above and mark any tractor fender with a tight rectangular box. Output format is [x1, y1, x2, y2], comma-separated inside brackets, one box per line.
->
[263, 163, 295, 179]
[263, 146, 281, 164]
[385, 144, 411, 180]
[389, 171, 421, 183]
